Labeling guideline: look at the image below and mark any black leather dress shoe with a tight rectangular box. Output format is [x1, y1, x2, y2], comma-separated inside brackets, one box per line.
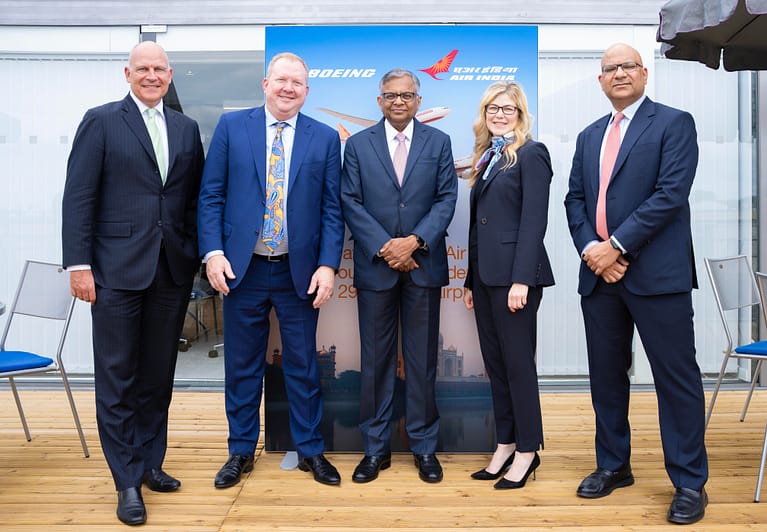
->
[298, 454, 341, 485]
[352, 454, 392, 483]
[214, 454, 254, 489]
[667, 487, 708, 524]
[414, 454, 443, 483]
[116, 486, 146, 526]
[576, 466, 634, 498]
[142, 468, 181, 492]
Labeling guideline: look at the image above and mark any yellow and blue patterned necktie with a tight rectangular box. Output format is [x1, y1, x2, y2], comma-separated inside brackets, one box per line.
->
[262, 121, 287, 252]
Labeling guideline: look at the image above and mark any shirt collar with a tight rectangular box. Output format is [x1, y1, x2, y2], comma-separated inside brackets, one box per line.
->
[384, 119, 414, 142]
[265, 108, 298, 130]
[129, 91, 164, 118]
[612, 94, 645, 123]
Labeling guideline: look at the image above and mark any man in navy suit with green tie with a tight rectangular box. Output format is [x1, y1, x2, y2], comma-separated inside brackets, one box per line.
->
[63, 41, 204, 526]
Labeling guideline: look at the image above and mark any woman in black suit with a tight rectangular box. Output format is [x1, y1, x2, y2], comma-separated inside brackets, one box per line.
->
[464, 81, 554, 489]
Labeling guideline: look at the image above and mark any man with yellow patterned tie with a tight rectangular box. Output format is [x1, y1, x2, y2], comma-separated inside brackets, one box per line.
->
[198, 52, 345, 488]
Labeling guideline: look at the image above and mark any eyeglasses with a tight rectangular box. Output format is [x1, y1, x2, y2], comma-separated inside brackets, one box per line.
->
[601, 61, 642, 75]
[381, 91, 417, 102]
[485, 104, 518, 116]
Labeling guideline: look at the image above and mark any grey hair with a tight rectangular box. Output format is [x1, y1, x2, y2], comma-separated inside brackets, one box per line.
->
[378, 68, 421, 92]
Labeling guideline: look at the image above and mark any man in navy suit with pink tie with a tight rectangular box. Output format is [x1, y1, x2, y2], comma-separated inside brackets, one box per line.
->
[341, 68, 457, 484]
[63, 41, 204, 526]
[565, 43, 708, 524]
[198, 52, 345, 489]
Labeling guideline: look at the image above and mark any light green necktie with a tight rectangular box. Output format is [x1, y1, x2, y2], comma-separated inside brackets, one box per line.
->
[146, 107, 167, 184]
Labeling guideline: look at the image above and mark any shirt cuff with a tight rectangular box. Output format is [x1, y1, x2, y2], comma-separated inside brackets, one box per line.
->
[203, 250, 224, 262]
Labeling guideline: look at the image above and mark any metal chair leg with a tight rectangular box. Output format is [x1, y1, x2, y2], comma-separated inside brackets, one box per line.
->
[60, 367, 89, 457]
[9, 376, 32, 441]
[706, 354, 731, 428]
[755, 419, 767, 502]
[741, 359, 764, 422]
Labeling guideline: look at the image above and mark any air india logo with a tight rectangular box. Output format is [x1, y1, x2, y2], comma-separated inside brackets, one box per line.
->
[419, 50, 519, 81]
[419, 50, 459, 80]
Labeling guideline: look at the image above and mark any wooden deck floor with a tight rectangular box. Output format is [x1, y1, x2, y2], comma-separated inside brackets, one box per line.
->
[1, 387, 767, 530]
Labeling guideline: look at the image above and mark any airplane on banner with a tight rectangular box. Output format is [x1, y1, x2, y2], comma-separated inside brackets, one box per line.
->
[320, 106, 472, 179]
[318, 106, 451, 128]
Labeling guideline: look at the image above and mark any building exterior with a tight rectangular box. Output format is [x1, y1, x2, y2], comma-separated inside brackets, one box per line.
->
[0, 1, 763, 387]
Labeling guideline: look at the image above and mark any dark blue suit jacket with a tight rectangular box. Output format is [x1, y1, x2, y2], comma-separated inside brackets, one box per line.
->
[62, 94, 204, 288]
[197, 106, 344, 297]
[340, 118, 457, 290]
[565, 97, 698, 297]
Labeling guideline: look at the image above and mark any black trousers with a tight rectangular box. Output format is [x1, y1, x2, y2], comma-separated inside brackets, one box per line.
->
[91, 249, 192, 491]
[471, 267, 544, 452]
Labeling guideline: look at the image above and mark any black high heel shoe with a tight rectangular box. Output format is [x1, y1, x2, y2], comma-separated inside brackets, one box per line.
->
[494, 452, 540, 490]
[470, 452, 516, 480]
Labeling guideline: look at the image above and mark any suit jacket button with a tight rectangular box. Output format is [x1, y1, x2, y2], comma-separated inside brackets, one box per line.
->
[480, 217, 488, 224]
[157, 221, 163, 227]
[400, 202, 406, 208]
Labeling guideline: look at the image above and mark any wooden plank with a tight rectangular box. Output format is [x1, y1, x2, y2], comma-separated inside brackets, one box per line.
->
[0, 389, 767, 530]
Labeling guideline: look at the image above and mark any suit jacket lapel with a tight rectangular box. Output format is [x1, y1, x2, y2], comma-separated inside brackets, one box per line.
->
[403, 119, 428, 186]
[611, 98, 654, 180]
[164, 109, 180, 184]
[370, 119, 399, 187]
[121, 95, 157, 172]
[288, 113, 312, 197]
[245, 106, 267, 200]
[586, 114, 611, 199]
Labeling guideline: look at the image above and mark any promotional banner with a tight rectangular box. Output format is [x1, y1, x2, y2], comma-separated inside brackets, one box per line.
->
[264, 25, 539, 452]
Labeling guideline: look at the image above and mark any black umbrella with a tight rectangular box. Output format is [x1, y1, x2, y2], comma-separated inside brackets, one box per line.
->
[657, 0, 767, 71]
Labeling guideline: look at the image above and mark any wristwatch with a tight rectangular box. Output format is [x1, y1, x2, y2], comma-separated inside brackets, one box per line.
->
[414, 235, 428, 251]
[609, 236, 621, 251]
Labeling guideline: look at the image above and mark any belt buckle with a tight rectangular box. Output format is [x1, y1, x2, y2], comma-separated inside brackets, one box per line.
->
[266, 254, 282, 262]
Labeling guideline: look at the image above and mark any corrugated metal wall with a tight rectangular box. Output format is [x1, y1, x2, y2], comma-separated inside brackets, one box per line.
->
[0, 0, 667, 26]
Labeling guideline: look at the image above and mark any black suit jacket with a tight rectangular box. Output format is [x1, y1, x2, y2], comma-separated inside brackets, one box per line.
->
[62, 94, 204, 288]
[466, 140, 554, 290]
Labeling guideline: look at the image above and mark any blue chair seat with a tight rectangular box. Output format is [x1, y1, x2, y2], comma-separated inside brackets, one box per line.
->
[0, 351, 54, 373]
[735, 341, 767, 356]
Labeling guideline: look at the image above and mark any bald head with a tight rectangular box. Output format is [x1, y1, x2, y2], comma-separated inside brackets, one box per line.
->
[598, 42, 648, 111]
[124, 41, 172, 108]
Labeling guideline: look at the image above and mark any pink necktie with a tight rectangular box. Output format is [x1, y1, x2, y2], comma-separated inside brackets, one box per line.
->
[596, 112, 624, 241]
[393, 132, 407, 185]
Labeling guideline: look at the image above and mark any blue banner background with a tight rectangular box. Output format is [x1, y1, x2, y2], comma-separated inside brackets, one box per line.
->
[264, 25, 539, 453]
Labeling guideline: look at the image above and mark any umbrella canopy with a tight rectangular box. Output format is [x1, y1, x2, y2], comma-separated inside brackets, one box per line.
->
[657, 0, 767, 71]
